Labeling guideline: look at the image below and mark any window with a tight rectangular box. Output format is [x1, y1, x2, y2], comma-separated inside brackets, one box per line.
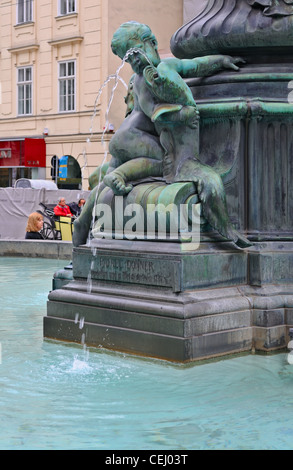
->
[59, 0, 76, 15]
[17, 0, 33, 24]
[17, 67, 33, 115]
[59, 61, 76, 112]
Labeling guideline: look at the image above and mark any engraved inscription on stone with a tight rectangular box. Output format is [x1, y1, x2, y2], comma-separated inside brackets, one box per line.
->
[91, 255, 181, 290]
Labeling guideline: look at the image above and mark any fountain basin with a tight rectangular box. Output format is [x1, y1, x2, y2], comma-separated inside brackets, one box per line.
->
[3, 257, 293, 450]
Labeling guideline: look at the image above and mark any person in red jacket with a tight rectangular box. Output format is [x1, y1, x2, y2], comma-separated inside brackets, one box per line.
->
[54, 197, 74, 218]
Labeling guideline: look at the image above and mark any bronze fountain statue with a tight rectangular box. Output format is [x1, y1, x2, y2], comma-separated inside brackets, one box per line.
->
[73, 21, 251, 249]
[46, 3, 293, 362]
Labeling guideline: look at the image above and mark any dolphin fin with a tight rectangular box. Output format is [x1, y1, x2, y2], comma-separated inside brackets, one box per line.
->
[151, 104, 182, 122]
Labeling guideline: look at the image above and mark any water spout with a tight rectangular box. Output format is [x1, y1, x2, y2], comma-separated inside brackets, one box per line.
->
[85, 47, 154, 250]
[88, 47, 151, 152]
[83, 47, 156, 295]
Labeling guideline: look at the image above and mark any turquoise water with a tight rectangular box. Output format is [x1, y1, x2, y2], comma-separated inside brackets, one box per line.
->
[1, 257, 293, 450]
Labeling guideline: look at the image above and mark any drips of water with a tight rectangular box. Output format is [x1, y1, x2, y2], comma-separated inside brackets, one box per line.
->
[71, 355, 93, 373]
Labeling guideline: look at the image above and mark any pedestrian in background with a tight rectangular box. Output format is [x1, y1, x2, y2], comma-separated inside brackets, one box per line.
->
[25, 212, 44, 240]
[53, 197, 73, 218]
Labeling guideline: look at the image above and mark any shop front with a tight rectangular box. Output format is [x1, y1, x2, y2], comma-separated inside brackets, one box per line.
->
[0, 138, 46, 187]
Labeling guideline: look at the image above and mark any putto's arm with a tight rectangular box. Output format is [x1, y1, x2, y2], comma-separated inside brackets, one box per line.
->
[162, 55, 245, 79]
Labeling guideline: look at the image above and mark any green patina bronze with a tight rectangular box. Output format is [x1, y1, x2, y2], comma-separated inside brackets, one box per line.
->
[74, 21, 251, 249]
[171, 0, 293, 58]
[46, 4, 293, 362]
[88, 162, 109, 190]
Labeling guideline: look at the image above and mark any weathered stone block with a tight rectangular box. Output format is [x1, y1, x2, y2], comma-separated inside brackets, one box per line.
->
[253, 326, 287, 351]
[44, 240, 292, 362]
[252, 309, 285, 328]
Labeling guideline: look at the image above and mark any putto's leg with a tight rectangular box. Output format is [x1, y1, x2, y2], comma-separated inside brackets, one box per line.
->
[103, 158, 163, 195]
[109, 118, 164, 164]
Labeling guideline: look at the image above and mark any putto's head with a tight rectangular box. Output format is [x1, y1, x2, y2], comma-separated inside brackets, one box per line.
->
[111, 22, 157, 58]
[111, 21, 160, 72]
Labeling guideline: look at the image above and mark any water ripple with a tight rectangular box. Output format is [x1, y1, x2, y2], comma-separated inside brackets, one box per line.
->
[1, 258, 293, 450]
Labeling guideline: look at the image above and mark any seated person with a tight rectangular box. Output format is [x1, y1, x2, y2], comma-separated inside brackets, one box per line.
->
[54, 197, 73, 218]
[25, 212, 44, 240]
[69, 198, 86, 217]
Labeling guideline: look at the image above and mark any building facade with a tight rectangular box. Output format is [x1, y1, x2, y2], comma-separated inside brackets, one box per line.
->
[0, 0, 186, 189]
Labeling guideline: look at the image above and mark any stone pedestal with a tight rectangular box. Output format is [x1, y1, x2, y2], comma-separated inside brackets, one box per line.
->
[44, 238, 293, 362]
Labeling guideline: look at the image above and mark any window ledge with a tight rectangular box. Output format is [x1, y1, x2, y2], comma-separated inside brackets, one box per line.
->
[48, 36, 83, 47]
[8, 43, 39, 54]
[57, 110, 77, 115]
[55, 13, 78, 21]
[14, 21, 35, 29]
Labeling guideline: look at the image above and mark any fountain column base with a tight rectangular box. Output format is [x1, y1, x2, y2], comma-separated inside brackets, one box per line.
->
[44, 239, 293, 363]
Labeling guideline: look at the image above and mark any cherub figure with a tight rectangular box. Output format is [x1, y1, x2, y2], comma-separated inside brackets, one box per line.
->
[73, 21, 251, 248]
[104, 21, 243, 196]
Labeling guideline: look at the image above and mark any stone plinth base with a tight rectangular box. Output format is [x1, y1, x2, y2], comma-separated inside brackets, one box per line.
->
[44, 239, 293, 363]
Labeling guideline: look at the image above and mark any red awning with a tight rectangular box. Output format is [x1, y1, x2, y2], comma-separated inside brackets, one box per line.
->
[24, 138, 46, 167]
[0, 138, 46, 168]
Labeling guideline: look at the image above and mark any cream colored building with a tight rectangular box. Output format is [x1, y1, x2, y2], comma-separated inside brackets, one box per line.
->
[0, 0, 205, 189]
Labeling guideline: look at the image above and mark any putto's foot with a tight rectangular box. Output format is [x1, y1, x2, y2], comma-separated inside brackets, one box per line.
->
[103, 172, 133, 196]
